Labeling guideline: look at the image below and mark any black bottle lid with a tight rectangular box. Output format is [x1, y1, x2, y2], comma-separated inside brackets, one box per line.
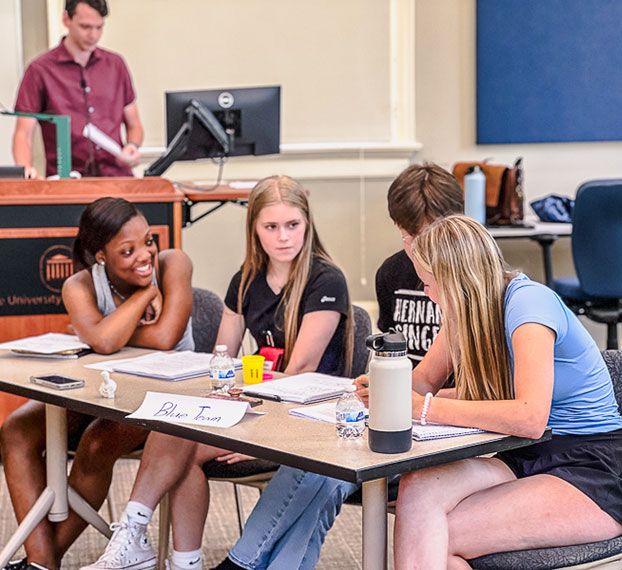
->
[365, 330, 407, 352]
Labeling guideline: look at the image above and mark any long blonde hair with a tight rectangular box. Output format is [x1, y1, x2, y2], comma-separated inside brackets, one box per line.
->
[238, 175, 353, 375]
[412, 215, 515, 400]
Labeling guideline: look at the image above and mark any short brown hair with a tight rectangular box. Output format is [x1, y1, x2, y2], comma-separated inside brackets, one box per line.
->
[387, 163, 463, 236]
[65, 0, 108, 18]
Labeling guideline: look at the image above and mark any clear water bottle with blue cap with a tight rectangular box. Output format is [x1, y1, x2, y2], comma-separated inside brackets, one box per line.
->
[209, 344, 236, 393]
[335, 385, 366, 439]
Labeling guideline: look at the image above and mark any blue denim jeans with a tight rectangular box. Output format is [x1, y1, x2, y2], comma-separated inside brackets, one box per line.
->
[228, 466, 359, 570]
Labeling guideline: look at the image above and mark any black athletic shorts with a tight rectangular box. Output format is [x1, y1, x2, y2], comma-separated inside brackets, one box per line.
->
[496, 429, 622, 523]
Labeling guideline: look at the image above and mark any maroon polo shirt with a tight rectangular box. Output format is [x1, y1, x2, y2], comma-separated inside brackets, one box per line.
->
[14, 39, 136, 178]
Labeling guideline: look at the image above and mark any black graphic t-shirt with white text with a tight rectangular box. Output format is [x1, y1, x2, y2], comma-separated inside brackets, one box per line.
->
[375, 250, 442, 366]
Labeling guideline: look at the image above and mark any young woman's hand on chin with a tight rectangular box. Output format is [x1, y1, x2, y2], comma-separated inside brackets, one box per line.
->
[140, 284, 163, 325]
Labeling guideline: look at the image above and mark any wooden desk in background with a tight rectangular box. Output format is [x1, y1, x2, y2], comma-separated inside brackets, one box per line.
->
[0, 349, 550, 570]
[176, 180, 255, 227]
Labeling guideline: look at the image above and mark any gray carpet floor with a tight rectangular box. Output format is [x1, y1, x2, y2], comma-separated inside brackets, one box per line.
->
[0, 460, 395, 569]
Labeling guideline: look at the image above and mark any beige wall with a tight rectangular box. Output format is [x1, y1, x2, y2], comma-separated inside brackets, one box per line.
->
[101, 0, 392, 147]
[0, 1, 22, 164]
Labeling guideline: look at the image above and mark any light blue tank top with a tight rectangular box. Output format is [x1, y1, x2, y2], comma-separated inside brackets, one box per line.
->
[91, 263, 194, 351]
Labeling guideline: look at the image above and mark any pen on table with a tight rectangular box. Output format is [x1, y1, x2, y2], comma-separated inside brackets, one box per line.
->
[245, 391, 281, 402]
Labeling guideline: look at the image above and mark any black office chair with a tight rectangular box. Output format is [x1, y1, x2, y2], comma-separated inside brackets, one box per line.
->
[551, 180, 622, 349]
[191, 287, 224, 352]
[351, 304, 372, 377]
[469, 349, 622, 570]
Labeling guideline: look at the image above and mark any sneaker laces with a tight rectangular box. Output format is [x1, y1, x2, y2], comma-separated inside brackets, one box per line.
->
[94, 520, 149, 566]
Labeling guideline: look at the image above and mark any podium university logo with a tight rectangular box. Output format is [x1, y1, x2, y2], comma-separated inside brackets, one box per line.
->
[39, 245, 74, 293]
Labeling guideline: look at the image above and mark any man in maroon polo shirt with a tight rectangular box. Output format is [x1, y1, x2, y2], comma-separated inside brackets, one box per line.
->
[12, 0, 144, 179]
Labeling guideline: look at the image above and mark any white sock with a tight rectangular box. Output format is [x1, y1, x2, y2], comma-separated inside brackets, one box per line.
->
[170, 548, 202, 570]
[123, 501, 153, 525]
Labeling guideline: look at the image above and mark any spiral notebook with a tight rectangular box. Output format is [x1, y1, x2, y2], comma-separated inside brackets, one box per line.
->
[411, 423, 486, 441]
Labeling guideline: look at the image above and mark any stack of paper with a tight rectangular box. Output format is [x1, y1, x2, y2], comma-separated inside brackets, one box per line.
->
[87, 350, 242, 381]
[242, 372, 353, 404]
[0, 333, 91, 359]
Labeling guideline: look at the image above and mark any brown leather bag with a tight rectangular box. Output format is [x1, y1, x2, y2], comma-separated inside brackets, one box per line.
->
[452, 158, 524, 225]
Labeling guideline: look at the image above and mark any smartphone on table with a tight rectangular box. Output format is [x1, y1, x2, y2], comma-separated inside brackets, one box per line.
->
[30, 374, 85, 390]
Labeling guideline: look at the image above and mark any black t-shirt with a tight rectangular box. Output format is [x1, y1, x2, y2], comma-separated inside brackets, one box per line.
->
[224, 258, 349, 375]
[375, 250, 442, 367]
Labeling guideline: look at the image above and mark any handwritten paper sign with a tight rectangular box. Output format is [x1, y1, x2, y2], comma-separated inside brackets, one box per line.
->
[127, 391, 253, 428]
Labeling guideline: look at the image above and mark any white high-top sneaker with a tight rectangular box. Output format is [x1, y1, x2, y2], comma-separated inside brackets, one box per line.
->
[79, 516, 156, 570]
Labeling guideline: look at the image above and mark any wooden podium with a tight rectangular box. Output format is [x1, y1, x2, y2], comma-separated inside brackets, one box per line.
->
[0, 177, 184, 421]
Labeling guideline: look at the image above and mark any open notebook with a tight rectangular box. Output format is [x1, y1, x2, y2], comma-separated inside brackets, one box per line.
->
[411, 423, 485, 441]
[289, 402, 487, 441]
[242, 372, 354, 404]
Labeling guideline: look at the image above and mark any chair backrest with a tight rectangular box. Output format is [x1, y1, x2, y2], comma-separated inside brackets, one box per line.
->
[191, 287, 224, 353]
[351, 304, 372, 378]
[601, 350, 622, 413]
[572, 179, 622, 297]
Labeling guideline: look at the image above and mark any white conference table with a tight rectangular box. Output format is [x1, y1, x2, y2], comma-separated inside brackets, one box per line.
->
[0, 348, 551, 570]
[488, 221, 572, 287]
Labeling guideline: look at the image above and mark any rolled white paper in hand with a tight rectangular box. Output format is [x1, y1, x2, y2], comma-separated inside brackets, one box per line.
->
[82, 123, 127, 163]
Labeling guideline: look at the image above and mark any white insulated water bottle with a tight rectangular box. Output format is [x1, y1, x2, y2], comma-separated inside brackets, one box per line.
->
[366, 331, 412, 453]
[464, 165, 486, 225]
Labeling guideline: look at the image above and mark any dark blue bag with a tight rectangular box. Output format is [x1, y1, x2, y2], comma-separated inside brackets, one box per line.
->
[530, 195, 574, 223]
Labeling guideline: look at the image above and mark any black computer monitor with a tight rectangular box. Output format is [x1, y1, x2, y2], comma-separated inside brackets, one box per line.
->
[0, 166, 25, 179]
[145, 85, 280, 177]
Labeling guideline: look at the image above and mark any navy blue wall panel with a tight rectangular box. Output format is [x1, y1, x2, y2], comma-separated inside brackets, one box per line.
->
[477, 0, 622, 144]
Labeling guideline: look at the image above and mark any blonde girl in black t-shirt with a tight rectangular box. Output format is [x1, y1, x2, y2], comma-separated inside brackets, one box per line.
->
[220, 174, 352, 375]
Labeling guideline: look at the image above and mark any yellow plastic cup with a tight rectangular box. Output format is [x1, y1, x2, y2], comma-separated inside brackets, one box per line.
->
[242, 355, 265, 384]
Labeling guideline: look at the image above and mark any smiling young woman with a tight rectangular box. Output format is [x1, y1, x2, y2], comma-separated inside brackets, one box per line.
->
[0, 197, 193, 570]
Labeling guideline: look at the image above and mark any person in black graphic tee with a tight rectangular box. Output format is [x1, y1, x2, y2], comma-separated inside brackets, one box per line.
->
[376, 163, 463, 367]
[376, 251, 442, 364]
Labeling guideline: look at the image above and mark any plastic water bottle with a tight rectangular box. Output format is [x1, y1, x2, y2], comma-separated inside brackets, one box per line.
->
[209, 345, 236, 393]
[464, 165, 486, 225]
[335, 385, 366, 439]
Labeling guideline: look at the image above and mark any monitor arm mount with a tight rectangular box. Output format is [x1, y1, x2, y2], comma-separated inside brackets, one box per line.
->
[145, 99, 234, 177]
